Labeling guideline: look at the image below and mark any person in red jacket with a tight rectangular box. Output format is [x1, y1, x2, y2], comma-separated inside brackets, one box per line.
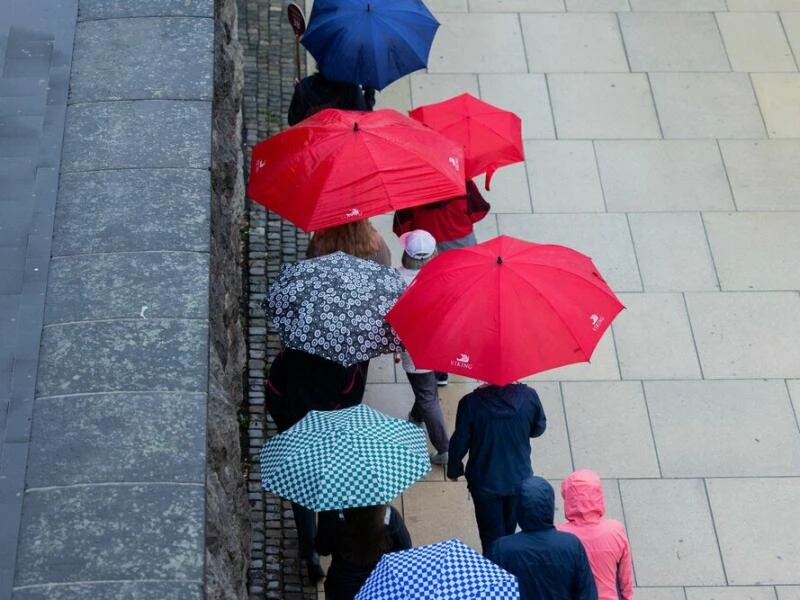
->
[557, 470, 634, 600]
[393, 179, 490, 385]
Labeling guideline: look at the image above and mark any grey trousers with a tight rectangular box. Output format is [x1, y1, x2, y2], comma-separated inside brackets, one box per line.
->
[406, 371, 450, 453]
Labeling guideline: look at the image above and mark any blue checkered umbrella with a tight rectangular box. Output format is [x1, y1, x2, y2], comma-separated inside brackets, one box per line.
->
[259, 404, 430, 511]
[356, 539, 519, 599]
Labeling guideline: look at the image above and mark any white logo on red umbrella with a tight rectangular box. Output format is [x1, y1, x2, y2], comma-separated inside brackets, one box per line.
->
[256, 159, 266, 170]
[345, 208, 361, 218]
[451, 353, 473, 369]
[448, 156, 460, 171]
[590, 314, 604, 331]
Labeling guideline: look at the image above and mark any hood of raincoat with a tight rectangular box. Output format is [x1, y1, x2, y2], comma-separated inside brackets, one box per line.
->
[561, 469, 605, 525]
[478, 383, 531, 418]
[518, 476, 555, 532]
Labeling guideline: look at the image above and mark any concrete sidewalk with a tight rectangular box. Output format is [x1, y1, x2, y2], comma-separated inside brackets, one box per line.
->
[358, 1, 800, 598]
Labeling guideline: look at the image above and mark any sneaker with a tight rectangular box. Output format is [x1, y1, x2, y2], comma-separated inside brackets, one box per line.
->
[430, 451, 449, 465]
[435, 372, 449, 387]
[306, 553, 325, 584]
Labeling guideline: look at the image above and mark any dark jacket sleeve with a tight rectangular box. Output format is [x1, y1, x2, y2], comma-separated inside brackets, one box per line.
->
[387, 507, 412, 551]
[315, 511, 339, 557]
[287, 78, 312, 126]
[527, 386, 547, 438]
[573, 541, 599, 600]
[446, 395, 472, 479]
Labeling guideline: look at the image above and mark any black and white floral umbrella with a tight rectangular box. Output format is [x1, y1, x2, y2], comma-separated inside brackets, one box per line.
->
[265, 252, 405, 366]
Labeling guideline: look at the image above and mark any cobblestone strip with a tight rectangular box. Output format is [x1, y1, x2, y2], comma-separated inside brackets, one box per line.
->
[238, 0, 315, 598]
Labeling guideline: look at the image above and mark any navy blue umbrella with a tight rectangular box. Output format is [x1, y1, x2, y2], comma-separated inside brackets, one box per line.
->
[301, 0, 439, 91]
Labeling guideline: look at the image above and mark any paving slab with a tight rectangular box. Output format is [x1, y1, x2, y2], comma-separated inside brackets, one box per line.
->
[473, 162, 532, 213]
[520, 13, 628, 73]
[424, 0, 468, 11]
[426, 14, 528, 73]
[783, 12, 800, 64]
[685, 588, 777, 600]
[788, 380, 800, 423]
[630, 0, 725, 8]
[704, 212, 800, 291]
[728, 0, 800, 10]
[752, 74, 800, 138]
[77, 0, 213, 19]
[628, 213, 720, 292]
[633, 589, 687, 600]
[613, 293, 702, 380]
[44, 252, 208, 323]
[496, 212, 642, 292]
[12, 582, 202, 600]
[524, 141, 606, 213]
[468, 0, 565, 11]
[719, 140, 800, 211]
[70, 18, 212, 102]
[530, 383, 573, 479]
[549, 73, 660, 139]
[15, 484, 204, 586]
[595, 140, 733, 212]
[566, 0, 630, 11]
[619, 13, 729, 72]
[409, 73, 479, 108]
[620, 479, 726, 586]
[478, 73, 555, 139]
[53, 169, 210, 255]
[707, 478, 800, 585]
[562, 381, 660, 477]
[777, 587, 800, 600]
[37, 320, 208, 396]
[374, 78, 412, 114]
[645, 380, 800, 477]
[26, 392, 206, 487]
[717, 13, 796, 73]
[685, 292, 800, 379]
[651, 73, 766, 139]
[401, 480, 481, 551]
[62, 100, 211, 171]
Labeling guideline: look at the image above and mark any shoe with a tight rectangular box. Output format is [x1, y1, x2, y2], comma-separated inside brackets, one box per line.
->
[407, 413, 424, 427]
[307, 553, 325, 584]
[430, 451, 449, 465]
[435, 372, 449, 387]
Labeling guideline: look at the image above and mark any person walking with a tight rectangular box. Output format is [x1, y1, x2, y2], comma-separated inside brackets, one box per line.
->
[288, 69, 374, 126]
[307, 219, 391, 267]
[446, 382, 547, 554]
[558, 470, 634, 600]
[396, 229, 450, 465]
[264, 348, 369, 583]
[315, 504, 412, 600]
[488, 476, 598, 600]
[392, 179, 490, 386]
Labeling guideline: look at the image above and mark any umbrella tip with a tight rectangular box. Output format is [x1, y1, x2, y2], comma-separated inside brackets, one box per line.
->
[367, 2, 371, 10]
[497, 256, 503, 265]
[354, 121, 359, 132]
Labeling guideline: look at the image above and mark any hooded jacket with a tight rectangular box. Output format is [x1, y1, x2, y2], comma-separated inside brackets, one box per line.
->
[488, 477, 598, 600]
[557, 470, 634, 600]
[447, 383, 546, 498]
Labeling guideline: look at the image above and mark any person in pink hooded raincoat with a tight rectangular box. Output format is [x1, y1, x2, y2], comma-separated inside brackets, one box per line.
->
[557, 470, 634, 600]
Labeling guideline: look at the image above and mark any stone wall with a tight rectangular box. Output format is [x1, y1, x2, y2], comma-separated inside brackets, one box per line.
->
[206, 0, 250, 598]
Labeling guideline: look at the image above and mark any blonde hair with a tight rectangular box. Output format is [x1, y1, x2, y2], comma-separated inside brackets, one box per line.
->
[309, 220, 379, 260]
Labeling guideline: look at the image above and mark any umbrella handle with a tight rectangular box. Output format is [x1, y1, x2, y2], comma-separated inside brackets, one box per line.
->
[294, 36, 302, 82]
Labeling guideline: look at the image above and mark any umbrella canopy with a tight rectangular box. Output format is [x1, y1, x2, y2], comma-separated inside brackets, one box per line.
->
[386, 235, 624, 385]
[301, 0, 439, 91]
[265, 252, 405, 366]
[259, 404, 431, 511]
[409, 93, 524, 190]
[356, 539, 519, 599]
[247, 108, 466, 232]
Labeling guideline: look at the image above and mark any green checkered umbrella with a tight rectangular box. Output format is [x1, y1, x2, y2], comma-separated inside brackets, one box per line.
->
[259, 405, 431, 511]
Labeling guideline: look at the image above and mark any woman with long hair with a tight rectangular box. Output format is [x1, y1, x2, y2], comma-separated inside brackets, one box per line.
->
[315, 504, 412, 600]
[306, 219, 391, 267]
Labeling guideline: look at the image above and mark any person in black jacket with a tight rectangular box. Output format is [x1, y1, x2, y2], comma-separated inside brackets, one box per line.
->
[265, 348, 369, 583]
[287, 70, 375, 126]
[488, 477, 597, 600]
[446, 382, 547, 555]
[315, 504, 412, 600]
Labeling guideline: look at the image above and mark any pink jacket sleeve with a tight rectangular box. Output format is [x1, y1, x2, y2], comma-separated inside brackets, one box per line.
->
[618, 533, 634, 600]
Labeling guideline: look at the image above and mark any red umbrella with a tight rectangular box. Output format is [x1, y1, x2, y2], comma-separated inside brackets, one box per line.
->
[408, 93, 523, 190]
[247, 108, 466, 232]
[385, 236, 624, 386]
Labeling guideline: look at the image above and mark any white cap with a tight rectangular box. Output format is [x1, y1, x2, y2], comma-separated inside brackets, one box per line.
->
[400, 229, 436, 259]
